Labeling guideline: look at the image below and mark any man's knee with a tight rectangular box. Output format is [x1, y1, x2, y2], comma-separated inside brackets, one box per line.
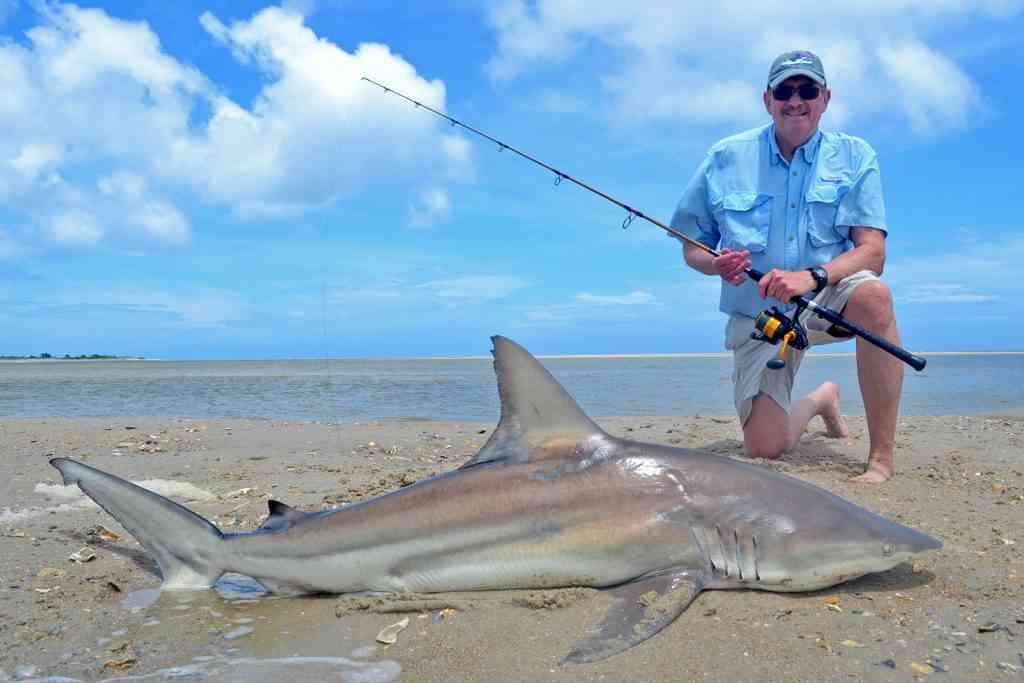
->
[846, 280, 895, 327]
[742, 400, 789, 459]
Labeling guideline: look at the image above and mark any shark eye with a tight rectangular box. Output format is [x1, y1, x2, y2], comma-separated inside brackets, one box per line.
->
[882, 543, 895, 557]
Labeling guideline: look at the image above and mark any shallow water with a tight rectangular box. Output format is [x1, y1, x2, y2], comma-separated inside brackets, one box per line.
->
[2, 353, 1022, 420]
[15, 578, 403, 683]
[21, 655, 401, 683]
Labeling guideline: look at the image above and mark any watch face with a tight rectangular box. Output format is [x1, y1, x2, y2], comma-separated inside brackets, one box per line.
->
[812, 268, 827, 291]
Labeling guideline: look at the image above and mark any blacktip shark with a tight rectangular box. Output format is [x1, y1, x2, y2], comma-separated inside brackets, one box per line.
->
[50, 336, 941, 662]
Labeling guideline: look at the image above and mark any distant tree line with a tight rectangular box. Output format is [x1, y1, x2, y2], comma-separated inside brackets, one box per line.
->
[0, 353, 140, 360]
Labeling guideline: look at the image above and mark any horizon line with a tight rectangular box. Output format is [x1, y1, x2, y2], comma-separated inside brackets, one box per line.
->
[5, 350, 1024, 362]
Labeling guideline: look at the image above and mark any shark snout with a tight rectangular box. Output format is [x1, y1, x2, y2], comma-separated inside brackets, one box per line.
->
[890, 525, 942, 555]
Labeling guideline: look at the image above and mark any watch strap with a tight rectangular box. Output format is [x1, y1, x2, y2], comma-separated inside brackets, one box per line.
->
[808, 267, 828, 293]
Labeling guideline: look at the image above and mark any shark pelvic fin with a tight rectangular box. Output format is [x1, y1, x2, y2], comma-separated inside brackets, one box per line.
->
[259, 500, 310, 532]
[564, 569, 705, 663]
[461, 336, 606, 468]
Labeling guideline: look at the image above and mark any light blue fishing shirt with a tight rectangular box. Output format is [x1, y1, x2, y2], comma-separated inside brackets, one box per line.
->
[670, 123, 887, 318]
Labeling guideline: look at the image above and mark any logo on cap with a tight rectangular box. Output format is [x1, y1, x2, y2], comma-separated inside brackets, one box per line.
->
[780, 54, 815, 67]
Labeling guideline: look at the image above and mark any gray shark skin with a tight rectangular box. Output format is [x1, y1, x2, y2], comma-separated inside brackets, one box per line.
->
[50, 335, 941, 662]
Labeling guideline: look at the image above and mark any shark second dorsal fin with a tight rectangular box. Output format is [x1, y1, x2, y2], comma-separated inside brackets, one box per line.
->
[461, 336, 606, 468]
[259, 500, 309, 532]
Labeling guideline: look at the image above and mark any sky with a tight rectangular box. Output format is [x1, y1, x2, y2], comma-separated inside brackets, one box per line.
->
[2, 0, 1023, 359]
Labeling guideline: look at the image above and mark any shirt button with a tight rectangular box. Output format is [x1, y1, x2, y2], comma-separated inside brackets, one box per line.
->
[790, 202, 796, 208]
[792, 171, 798, 176]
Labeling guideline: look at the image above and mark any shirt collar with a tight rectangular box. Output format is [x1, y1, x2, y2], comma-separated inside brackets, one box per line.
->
[768, 125, 822, 165]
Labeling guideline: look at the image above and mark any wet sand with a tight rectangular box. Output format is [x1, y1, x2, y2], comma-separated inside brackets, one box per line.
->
[1, 414, 1022, 682]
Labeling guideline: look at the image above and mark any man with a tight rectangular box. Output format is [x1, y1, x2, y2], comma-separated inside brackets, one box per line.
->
[671, 50, 902, 483]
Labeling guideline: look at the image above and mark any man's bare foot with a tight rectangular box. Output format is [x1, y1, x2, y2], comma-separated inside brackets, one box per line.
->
[818, 382, 849, 438]
[850, 461, 892, 484]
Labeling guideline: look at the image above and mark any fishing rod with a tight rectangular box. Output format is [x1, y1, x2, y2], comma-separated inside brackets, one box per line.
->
[362, 77, 927, 372]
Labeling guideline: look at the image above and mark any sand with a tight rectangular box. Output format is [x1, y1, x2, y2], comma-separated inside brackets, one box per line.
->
[1, 414, 1022, 682]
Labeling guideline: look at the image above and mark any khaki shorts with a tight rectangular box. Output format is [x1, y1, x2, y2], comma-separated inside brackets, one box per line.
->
[727, 270, 879, 424]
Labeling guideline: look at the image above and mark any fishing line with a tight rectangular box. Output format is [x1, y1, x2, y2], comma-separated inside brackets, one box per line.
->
[362, 77, 926, 372]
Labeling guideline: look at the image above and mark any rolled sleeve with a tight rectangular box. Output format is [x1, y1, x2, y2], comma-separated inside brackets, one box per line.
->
[670, 156, 720, 248]
[836, 154, 887, 235]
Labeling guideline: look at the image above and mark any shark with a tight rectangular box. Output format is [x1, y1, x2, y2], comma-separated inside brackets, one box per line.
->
[50, 335, 941, 662]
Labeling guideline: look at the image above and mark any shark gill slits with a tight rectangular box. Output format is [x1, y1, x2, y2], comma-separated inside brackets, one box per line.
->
[715, 526, 729, 577]
[734, 529, 743, 581]
[752, 535, 761, 582]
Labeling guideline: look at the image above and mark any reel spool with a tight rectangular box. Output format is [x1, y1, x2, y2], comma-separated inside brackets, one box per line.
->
[751, 306, 809, 369]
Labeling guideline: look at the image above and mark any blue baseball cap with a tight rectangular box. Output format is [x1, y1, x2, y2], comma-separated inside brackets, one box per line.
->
[768, 50, 826, 88]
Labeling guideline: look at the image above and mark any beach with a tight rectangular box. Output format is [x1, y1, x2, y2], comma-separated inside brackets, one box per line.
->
[1, 413, 1022, 682]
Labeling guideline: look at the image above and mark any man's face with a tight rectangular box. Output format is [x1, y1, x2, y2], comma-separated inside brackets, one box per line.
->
[764, 76, 830, 147]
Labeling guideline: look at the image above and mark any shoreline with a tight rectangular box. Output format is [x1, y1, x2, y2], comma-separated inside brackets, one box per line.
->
[1, 414, 1022, 681]
[4, 351, 1023, 364]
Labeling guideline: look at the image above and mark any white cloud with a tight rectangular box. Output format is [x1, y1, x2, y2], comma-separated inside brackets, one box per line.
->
[0, 4, 205, 248]
[576, 290, 656, 305]
[525, 288, 660, 323]
[886, 231, 1024, 305]
[877, 42, 975, 134]
[486, 0, 578, 81]
[9, 142, 62, 180]
[98, 171, 189, 245]
[416, 275, 529, 301]
[328, 285, 405, 306]
[903, 283, 998, 303]
[484, 1, 1020, 133]
[0, 3, 471, 253]
[178, 8, 471, 217]
[16, 286, 250, 326]
[45, 209, 104, 245]
[408, 187, 451, 229]
[324, 274, 529, 311]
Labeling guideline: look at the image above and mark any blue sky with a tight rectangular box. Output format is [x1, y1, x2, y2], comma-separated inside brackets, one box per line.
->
[2, 1, 1022, 358]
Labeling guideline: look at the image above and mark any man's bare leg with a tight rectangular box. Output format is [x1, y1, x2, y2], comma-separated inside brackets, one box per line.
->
[840, 281, 903, 483]
[743, 382, 847, 459]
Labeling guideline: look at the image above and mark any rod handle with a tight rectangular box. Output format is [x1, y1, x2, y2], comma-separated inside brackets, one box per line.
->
[799, 298, 927, 371]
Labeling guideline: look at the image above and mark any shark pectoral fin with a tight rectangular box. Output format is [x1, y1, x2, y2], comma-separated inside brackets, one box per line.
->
[258, 500, 310, 532]
[564, 569, 705, 664]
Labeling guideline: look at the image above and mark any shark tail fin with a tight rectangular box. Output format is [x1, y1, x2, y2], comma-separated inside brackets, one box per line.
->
[461, 336, 607, 468]
[51, 458, 225, 589]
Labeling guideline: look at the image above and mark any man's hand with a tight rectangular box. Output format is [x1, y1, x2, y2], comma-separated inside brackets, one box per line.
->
[711, 248, 752, 286]
[757, 268, 817, 303]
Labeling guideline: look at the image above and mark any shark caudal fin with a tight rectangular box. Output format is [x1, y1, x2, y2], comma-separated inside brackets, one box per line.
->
[461, 336, 607, 468]
[51, 458, 225, 589]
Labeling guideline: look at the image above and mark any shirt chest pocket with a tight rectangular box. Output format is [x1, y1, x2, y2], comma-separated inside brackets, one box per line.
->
[805, 184, 848, 247]
[713, 192, 773, 253]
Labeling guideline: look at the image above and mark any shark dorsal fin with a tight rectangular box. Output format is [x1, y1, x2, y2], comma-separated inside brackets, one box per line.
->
[259, 500, 309, 532]
[461, 336, 606, 468]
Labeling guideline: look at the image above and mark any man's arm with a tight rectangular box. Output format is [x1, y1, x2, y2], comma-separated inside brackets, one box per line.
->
[758, 227, 885, 303]
[821, 226, 886, 281]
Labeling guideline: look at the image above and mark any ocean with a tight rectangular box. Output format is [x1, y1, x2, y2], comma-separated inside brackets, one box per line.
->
[1, 353, 1022, 422]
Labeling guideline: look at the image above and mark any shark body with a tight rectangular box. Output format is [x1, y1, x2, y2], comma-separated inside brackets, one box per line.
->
[51, 336, 941, 661]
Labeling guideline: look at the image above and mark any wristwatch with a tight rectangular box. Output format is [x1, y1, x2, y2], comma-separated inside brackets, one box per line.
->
[807, 266, 829, 294]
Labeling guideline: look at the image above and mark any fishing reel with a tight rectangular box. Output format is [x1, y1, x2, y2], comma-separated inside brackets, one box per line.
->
[751, 306, 809, 369]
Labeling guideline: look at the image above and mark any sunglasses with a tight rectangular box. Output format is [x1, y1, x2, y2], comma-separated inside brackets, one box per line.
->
[771, 83, 821, 101]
